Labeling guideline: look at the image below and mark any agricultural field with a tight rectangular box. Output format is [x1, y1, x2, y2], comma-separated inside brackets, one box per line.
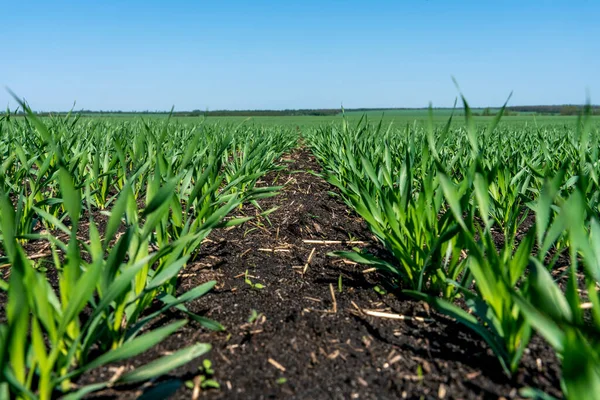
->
[54, 111, 597, 130]
[1, 103, 600, 400]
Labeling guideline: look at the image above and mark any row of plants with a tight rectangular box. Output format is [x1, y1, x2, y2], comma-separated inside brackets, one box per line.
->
[0, 103, 296, 399]
[306, 102, 600, 399]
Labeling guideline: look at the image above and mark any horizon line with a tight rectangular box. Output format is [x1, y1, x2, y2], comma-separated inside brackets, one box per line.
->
[3, 104, 599, 114]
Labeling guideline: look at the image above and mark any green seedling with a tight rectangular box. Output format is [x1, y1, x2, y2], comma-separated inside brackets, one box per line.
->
[248, 309, 264, 324]
[373, 286, 387, 296]
[245, 270, 265, 290]
[185, 360, 219, 390]
[198, 360, 220, 390]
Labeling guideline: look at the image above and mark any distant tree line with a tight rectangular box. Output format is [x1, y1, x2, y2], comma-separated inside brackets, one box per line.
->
[4, 105, 599, 117]
[506, 105, 600, 115]
[183, 109, 341, 117]
[6, 109, 342, 117]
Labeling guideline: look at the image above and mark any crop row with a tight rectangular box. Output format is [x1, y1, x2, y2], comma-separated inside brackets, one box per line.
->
[0, 105, 296, 399]
[306, 103, 600, 399]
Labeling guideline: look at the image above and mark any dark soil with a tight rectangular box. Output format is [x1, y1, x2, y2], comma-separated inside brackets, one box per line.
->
[77, 148, 562, 400]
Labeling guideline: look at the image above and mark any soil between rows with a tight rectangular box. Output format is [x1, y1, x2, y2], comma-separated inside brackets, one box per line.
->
[80, 148, 561, 399]
[1, 147, 563, 399]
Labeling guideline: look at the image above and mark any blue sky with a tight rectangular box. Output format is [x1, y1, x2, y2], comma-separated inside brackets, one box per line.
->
[1, 1, 598, 111]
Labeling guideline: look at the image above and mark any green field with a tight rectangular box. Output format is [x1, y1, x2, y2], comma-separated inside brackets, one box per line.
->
[1, 104, 600, 399]
[66, 110, 598, 129]
[3, 0, 597, 397]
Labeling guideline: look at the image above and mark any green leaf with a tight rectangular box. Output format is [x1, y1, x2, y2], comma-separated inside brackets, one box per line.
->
[584, 218, 600, 282]
[33, 207, 72, 236]
[202, 379, 220, 389]
[2, 367, 38, 400]
[508, 230, 535, 286]
[519, 387, 559, 400]
[83, 320, 187, 373]
[103, 184, 131, 249]
[60, 382, 108, 400]
[183, 312, 225, 332]
[512, 292, 565, 353]
[169, 280, 216, 305]
[534, 172, 564, 248]
[57, 260, 102, 336]
[562, 330, 600, 400]
[216, 216, 253, 228]
[0, 193, 17, 259]
[361, 156, 380, 187]
[473, 173, 491, 230]
[145, 256, 190, 292]
[31, 318, 49, 372]
[58, 167, 81, 225]
[529, 258, 572, 323]
[438, 174, 468, 231]
[143, 178, 179, 217]
[118, 343, 211, 384]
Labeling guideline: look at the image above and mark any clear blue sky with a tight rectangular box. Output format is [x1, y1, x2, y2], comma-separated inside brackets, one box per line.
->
[1, 1, 598, 111]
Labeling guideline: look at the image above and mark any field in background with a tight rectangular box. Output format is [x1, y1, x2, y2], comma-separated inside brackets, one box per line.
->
[2, 105, 600, 399]
[65, 111, 598, 129]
